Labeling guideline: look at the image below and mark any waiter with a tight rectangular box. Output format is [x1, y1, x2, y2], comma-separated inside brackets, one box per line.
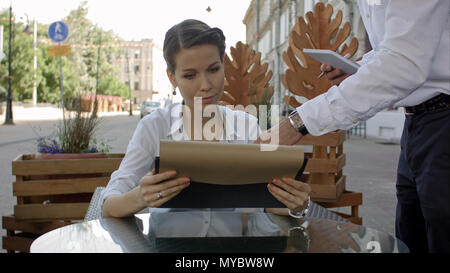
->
[257, 0, 450, 253]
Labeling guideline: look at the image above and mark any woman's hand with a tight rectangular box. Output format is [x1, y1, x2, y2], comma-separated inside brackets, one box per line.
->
[320, 64, 351, 86]
[267, 177, 311, 214]
[138, 169, 190, 208]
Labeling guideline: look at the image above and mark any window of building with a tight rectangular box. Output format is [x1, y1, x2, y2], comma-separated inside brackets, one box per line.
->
[125, 63, 129, 73]
[272, 21, 276, 49]
[134, 81, 140, 91]
[135, 50, 140, 59]
[285, 8, 290, 39]
[134, 65, 140, 74]
[280, 11, 286, 40]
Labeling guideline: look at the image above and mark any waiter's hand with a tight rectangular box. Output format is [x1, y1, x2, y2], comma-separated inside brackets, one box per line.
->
[321, 64, 351, 86]
[254, 118, 304, 146]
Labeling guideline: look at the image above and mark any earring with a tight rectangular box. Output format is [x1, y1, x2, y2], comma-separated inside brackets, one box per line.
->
[172, 87, 177, 96]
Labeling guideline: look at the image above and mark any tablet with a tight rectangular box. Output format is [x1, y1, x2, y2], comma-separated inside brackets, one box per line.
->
[302, 49, 360, 75]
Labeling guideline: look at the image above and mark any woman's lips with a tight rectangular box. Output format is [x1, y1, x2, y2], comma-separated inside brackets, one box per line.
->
[202, 95, 216, 104]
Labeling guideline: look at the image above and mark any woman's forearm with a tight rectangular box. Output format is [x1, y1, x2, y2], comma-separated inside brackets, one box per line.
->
[102, 186, 146, 218]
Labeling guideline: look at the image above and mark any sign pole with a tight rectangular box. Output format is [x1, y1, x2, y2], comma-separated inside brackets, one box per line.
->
[4, 4, 14, 125]
[59, 54, 66, 125]
[48, 21, 69, 132]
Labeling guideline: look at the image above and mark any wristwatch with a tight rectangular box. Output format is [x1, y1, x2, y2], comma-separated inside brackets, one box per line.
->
[289, 196, 311, 219]
[288, 110, 309, 136]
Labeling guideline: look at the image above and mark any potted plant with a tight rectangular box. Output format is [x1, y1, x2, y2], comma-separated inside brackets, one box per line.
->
[35, 96, 111, 159]
[9, 96, 124, 223]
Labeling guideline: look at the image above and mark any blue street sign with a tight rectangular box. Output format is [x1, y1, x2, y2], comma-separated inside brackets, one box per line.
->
[48, 21, 69, 43]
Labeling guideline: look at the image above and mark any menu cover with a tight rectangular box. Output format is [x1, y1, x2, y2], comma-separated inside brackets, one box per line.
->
[156, 140, 307, 208]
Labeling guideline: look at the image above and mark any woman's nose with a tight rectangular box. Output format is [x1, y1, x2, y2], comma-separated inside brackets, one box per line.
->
[199, 73, 212, 91]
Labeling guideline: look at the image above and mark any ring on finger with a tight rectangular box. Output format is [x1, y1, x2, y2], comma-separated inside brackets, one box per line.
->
[157, 192, 163, 199]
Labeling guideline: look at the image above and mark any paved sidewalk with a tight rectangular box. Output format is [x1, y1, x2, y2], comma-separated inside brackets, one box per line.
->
[0, 104, 139, 122]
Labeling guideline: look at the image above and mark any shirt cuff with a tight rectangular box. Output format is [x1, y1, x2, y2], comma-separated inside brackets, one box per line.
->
[296, 93, 335, 136]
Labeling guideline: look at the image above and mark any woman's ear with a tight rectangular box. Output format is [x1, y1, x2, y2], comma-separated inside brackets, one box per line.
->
[167, 69, 177, 89]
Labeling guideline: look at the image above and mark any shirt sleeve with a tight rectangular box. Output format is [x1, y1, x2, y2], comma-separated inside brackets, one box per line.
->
[356, 49, 375, 66]
[297, 0, 449, 136]
[99, 117, 160, 213]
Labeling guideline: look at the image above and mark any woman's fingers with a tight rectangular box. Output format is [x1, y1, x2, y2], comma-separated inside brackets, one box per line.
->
[280, 177, 312, 193]
[267, 178, 311, 211]
[268, 184, 298, 210]
[141, 178, 190, 201]
[141, 179, 190, 205]
[141, 170, 178, 185]
[149, 188, 185, 207]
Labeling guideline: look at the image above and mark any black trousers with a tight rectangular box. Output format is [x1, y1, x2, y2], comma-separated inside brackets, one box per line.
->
[396, 107, 450, 253]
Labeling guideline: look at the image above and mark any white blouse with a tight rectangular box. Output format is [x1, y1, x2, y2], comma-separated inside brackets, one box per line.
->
[99, 103, 261, 217]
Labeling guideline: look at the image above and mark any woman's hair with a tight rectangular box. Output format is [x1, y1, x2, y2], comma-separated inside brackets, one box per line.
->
[163, 19, 226, 73]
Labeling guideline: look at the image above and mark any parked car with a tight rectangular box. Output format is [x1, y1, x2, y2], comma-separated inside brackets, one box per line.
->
[140, 100, 161, 118]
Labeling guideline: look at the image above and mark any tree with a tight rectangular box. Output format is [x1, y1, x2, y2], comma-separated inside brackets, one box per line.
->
[0, 10, 38, 102]
[64, 2, 129, 98]
[1, 2, 130, 105]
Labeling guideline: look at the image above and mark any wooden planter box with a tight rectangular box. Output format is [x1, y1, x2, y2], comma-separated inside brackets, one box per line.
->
[3, 153, 124, 252]
[297, 130, 347, 201]
[10, 154, 124, 221]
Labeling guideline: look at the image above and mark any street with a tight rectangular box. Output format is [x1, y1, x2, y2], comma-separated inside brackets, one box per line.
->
[0, 109, 400, 253]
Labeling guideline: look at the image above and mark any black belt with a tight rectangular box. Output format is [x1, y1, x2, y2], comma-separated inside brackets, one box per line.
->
[404, 93, 450, 116]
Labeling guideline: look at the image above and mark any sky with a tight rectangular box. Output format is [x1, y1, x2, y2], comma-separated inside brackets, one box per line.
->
[0, 0, 252, 48]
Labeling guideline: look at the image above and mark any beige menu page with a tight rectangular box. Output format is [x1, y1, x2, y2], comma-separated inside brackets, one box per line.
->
[159, 140, 305, 185]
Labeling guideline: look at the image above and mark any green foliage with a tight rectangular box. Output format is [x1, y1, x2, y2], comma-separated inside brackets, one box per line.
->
[0, 10, 37, 102]
[0, 2, 128, 105]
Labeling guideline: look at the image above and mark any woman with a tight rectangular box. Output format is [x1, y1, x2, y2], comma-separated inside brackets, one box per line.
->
[100, 19, 311, 219]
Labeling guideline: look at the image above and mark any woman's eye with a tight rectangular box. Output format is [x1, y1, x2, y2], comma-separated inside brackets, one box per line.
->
[183, 73, 195, 79]
[209, 67, 220, 73]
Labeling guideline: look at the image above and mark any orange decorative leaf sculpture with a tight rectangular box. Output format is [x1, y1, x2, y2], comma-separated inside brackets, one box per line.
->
[221, 42, 274, 110]
[282, 2, 359, 107]
[282, 2, 360, 187]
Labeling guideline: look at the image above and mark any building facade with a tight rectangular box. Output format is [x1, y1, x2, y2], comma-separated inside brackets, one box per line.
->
[112, 39, 172, 106]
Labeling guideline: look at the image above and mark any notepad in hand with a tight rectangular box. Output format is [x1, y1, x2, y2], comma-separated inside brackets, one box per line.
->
[303, 49, 360, 75]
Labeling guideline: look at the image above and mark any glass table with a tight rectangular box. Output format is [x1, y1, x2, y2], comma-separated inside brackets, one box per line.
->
[30, 210, 408, 253]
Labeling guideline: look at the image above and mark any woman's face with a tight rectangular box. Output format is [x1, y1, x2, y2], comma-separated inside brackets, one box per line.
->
[167, 44, 224, 109]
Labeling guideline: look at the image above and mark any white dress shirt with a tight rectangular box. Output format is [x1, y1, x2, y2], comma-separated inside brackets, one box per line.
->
[298, 0, 450, 136]
[99, 103, 262, 221]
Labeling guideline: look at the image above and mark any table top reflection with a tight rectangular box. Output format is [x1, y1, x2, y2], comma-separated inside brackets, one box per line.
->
[30, 211, 408, 253]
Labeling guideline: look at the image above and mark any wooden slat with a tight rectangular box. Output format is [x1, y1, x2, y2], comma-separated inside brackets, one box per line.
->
[14, 203, 89, 221]
[2, 215, 71, 234]
[296, 130, 346, 146]
[309, 176, 346, 200]
[13, 177, 110, 196]
[316, 191, 363, 208]
[304, 153, 346, 173]
[12, 154, 124, 176]
[2, 235, 34, 253]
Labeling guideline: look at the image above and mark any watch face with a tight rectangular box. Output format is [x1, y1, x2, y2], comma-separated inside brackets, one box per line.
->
[289, 113, 304, 129]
